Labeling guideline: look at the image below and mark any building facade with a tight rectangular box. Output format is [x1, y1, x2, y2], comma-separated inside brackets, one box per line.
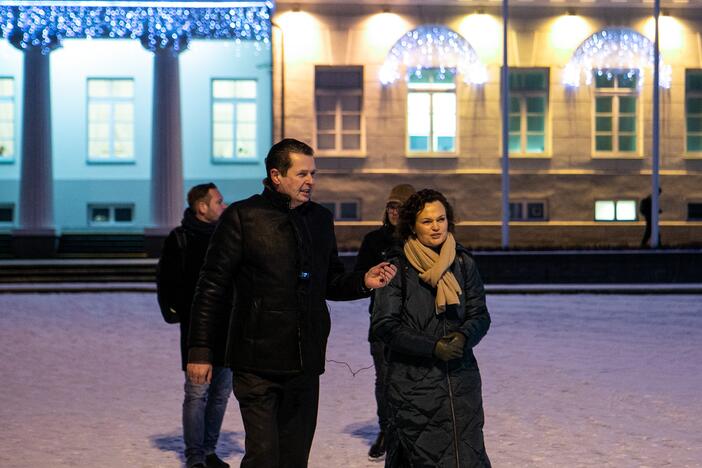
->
[271, 0, 702, 249]
[0, 1, 273, 255]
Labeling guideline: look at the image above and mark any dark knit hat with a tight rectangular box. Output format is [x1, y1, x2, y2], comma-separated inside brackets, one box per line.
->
[387, 184, 416, 205]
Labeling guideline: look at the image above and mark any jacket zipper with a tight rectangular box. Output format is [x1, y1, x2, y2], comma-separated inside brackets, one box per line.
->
[444, 319, 461, 468]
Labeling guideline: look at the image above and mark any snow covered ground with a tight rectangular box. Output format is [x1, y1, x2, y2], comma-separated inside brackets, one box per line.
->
[0, 293, 700, 468]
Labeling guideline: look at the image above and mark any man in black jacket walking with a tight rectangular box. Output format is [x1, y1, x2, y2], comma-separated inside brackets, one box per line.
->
[157, 183, 231, 468]
[187, 139, 397, 468]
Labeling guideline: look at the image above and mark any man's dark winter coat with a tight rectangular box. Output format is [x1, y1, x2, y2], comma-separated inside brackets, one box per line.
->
[157, 208, 227, 371]
[188, 185, 368, 376]
[372, 247, 492, 467]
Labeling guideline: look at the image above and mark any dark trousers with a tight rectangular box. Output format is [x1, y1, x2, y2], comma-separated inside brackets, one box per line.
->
[232, 371, 319, 468]
[370, 340, 388, 432]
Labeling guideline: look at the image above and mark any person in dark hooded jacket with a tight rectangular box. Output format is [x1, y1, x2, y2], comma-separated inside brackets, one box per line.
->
[355, 183, 415, 461]
[157, 183, 231, 468]
[372, 189, 491, 468]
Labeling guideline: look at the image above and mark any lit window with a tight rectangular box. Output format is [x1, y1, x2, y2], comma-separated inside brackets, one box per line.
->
[0, 77, 15, 161]
[595, 200, 637, 221]
[88, 204, 134, 225]
[315, 67, 364, 154]
[407, 69, 456, 154]
[685, 70, 702, 154]
[0, 204, 13, 224]
[212, 79, 257, 160]
[87, 78, 135, 162]
[507, 69, 548, 155]
[509, 201, 548, 221]
[319, 200, 360, 221]
[593, 70, 639, 155]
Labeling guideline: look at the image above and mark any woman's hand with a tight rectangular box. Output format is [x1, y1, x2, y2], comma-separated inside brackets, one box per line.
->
[433, 332, 466, 361]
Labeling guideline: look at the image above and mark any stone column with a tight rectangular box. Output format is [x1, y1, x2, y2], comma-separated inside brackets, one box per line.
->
[11, 46, 57, 257]
[144, 46, 184, 257]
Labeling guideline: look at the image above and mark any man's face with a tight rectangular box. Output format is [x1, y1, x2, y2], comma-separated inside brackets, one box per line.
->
[198, 188, 227, 223]
[386, 202, 401, 226]
[271, 152, 316, 208]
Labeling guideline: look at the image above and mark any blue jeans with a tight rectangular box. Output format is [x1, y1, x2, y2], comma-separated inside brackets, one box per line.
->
[183, 366, 232, 468]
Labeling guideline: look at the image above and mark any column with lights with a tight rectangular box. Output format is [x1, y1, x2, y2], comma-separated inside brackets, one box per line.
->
[8, 20, 61, 256]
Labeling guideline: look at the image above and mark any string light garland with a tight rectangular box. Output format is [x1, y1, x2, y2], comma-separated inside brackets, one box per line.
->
[563, 27, 671, 89]
[379, 24, 487, 86]
[0, 1, 273, 54]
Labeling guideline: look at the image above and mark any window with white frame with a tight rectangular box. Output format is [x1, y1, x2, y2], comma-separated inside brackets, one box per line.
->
[593, 70, 639, 155]
[315, 66, 363, 153]
[319, 200, 360, 221]
[88, 204, 134, 225]
[509, 200, 548, 221]
[508, 69, 548, 155]
[594, 200, 637, 221]
[87, 78, 135, 161]
[407, 69, 456, 154]
[685, 69, 702, 154]
[212, 79, 257, 160]
[0, 204, 13, 224]
[0, 77, 15, 161]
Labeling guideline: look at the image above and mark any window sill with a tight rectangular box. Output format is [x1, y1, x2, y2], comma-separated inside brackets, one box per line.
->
[0, 158, 16, 164]
[683, 153, 702, 160]
[211, 157, 259, 164]
[315, 152, 367, 158]
[509, 153, 552, 159]
[406, 153, 458, 159]
[87, 159, 136, 165]
[591, 154, 643, 160]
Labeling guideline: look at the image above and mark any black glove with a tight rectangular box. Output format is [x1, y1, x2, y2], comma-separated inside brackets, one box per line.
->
[433, 331, 466, 362]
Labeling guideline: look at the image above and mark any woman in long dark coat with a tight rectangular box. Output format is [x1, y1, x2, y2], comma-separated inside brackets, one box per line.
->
[372, 189, 491, 467]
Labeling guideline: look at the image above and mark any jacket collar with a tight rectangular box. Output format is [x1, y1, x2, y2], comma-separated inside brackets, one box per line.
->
[262, 179, 310, 213]
[180, 208, 216, 236]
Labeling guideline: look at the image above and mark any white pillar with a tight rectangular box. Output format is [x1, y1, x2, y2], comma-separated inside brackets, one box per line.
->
[11, 45, 57, 256]
[18, 46, 54, 230]
[150, 46, 184, 230]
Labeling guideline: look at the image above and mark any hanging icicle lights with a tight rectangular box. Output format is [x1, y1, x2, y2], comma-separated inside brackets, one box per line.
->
[0, 0, 273, 54]
[379, 24, 487, 86]
[563, 27, 672, 89]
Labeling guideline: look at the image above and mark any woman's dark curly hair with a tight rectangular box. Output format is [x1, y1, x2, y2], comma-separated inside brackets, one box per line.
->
[398, 189, 455, 241]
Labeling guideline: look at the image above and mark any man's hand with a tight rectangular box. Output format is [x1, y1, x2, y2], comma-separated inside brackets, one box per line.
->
[187, 363, 213, 385]
[364, 262, 398, 290]
[433, 331, 466, 362]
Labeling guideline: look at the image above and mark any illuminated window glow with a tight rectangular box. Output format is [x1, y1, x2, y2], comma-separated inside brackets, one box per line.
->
[595, 200, 637, 221]
[212, 79, 257, 160]
[0, 77, 14, 161]
[407, 69, 456, 154]
[87, 78, 135, 162]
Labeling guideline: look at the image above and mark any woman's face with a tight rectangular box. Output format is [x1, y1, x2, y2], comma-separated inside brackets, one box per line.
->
[414, 201, 448, 248]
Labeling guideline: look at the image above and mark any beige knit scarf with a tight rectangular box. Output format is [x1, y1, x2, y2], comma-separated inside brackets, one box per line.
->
[403, 232, 462, 314]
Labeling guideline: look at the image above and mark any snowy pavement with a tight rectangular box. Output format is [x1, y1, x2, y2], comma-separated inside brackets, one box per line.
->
[0, 293, 701, 468]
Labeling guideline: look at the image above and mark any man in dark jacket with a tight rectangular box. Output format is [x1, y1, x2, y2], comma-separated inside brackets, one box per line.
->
[187, 138, 397, 468]
[157, 183, 231, 468]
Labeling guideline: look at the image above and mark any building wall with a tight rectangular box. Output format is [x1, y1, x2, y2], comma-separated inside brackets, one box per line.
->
[273, 4, 702, 248]
[0, 39, 271, 232]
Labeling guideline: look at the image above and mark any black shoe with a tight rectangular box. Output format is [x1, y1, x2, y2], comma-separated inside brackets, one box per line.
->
[205, 453, 230, 468]
[368, 431, 386, 461]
